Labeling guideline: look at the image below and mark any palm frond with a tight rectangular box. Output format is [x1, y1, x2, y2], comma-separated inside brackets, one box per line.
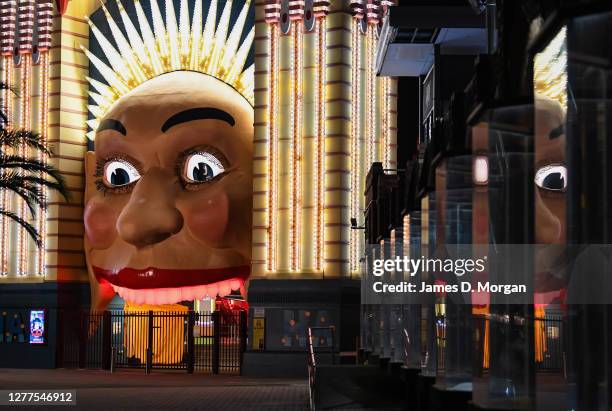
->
[0, 171, 69, 210]
[0, 129, 51, 155]
[9, 174, 67, 200]
[0, 209, 41, 247]
[0, 82, 13, 127]
[0, 185, 40, 216]
[0, 173, 44, 212]
[0, 155, 70, 200]
[0, 155, 50, 171]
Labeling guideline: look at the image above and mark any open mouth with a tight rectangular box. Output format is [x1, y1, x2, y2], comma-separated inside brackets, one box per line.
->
[93, 265, 250, 305]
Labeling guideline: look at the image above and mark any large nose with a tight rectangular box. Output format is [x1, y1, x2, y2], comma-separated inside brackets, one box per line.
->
[117, 167, 183, 248]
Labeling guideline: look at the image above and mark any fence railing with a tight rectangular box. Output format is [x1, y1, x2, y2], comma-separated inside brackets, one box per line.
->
[359, 309, 566, 378]
[470, 314, 565, 373]
[57, 310, 246, 374]
[307, 326, 336, 411]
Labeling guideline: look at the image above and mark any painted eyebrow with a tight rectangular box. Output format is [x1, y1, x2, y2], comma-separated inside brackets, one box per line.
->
[161, 107, 235, 133]
[97, 119, 127, 136]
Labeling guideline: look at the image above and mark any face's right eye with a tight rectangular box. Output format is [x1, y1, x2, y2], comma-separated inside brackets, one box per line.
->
[103, 159, 141, 187]
[535, 164, 567, 192]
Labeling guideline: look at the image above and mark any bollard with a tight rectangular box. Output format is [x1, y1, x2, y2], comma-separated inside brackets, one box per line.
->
[146, 347, 152, 374]
[146, 310, 153, 374]
[110, 346, 116, 373]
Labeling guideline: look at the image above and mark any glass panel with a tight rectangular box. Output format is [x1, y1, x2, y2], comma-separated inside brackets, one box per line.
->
[534, 25, 569, 411]
[566, 11, 612, 411]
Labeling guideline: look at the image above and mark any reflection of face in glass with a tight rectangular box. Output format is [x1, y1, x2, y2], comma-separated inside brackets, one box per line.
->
[535, 97, 566, 244]
[84, 72, 253, 309]
[534, 97, 567, 298]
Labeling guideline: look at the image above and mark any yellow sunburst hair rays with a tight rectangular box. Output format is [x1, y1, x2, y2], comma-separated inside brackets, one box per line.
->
[534, 26, 567, 111]
[83, 0, 254, 140]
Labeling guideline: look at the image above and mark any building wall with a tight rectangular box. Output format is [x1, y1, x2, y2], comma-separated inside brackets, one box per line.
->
[0, 0, 397, 289]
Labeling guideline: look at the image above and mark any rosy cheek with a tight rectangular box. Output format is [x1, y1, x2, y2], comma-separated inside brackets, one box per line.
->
[186, 193, 229, 244]
[84, 201, 118, 249]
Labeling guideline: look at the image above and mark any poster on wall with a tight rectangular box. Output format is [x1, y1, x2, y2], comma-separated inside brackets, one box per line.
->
[29, 310, 45, 345]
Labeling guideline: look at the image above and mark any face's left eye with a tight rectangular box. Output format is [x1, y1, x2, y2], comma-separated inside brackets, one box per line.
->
[183, 152, 226, 183]
[535, 164, 567, 192]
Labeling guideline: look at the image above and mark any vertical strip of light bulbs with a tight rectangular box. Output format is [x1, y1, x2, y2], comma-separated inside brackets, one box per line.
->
[36, 0, 53, 277]
[349, 1, 364, 273]
[17, 0, 35, 276]
[313, 2, 329, 272]
[17, 55, 31, 276]
[381, 77, 390, 169]
[36, 52, 49, 276]
[288, 3, 304, 271]
[0, 1, 16, 276]
[403, 214, 410, 259]
[364, 25, 374, 166]
[364, 0, 379, 166]
[265, 1, 281, 271]
[0, 58, 11, 276]
[381, 0, 394, 170]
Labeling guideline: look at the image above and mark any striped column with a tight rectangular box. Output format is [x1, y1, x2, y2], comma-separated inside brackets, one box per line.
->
[0, 0, 16, 55]
[37, 1, 53, 50]
[0, 0, 16, 277]
[35, 0, 53, 277]
[365, 0, 380, 166]
[48, 5, 90, 282]
[287, 0, 304, 271]
[257, 0, 281, 275]
[312, 1, 329, 272]
[44, 2, 91, 283]
[322, 1, 352, 277]
[380, 0, 396, 171]
[16, 0, 35, 276]
[349, 0, 364, 273]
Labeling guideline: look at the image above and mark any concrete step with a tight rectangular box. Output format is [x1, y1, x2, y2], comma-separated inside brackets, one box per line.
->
[313, 364, 406, 410]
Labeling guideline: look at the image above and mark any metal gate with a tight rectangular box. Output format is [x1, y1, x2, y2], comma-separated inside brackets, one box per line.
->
[58, 310, 246, 374]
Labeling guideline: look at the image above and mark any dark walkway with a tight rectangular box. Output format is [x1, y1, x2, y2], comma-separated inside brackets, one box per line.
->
[0, 368, 309, 410]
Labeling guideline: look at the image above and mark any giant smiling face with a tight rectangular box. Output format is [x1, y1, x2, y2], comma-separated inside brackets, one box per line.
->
[84, 71, 253, 309]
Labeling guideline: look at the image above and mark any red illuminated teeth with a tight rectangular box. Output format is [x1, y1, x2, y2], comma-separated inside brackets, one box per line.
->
[111, 278, 245, 305]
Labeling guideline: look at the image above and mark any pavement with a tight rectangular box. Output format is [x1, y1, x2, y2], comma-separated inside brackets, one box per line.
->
[0, 368, 309, 410]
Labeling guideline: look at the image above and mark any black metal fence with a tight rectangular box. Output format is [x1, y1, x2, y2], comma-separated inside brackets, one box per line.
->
[434, 314, 566, 377]
[57, 310, 246, 374]
[534, 315, 565, 372]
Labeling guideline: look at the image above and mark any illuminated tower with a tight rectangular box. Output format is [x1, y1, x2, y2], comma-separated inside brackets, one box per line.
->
[252, 0, 396, 280]
[246, 0, 396, 368]
[0, 1, 57, 281]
